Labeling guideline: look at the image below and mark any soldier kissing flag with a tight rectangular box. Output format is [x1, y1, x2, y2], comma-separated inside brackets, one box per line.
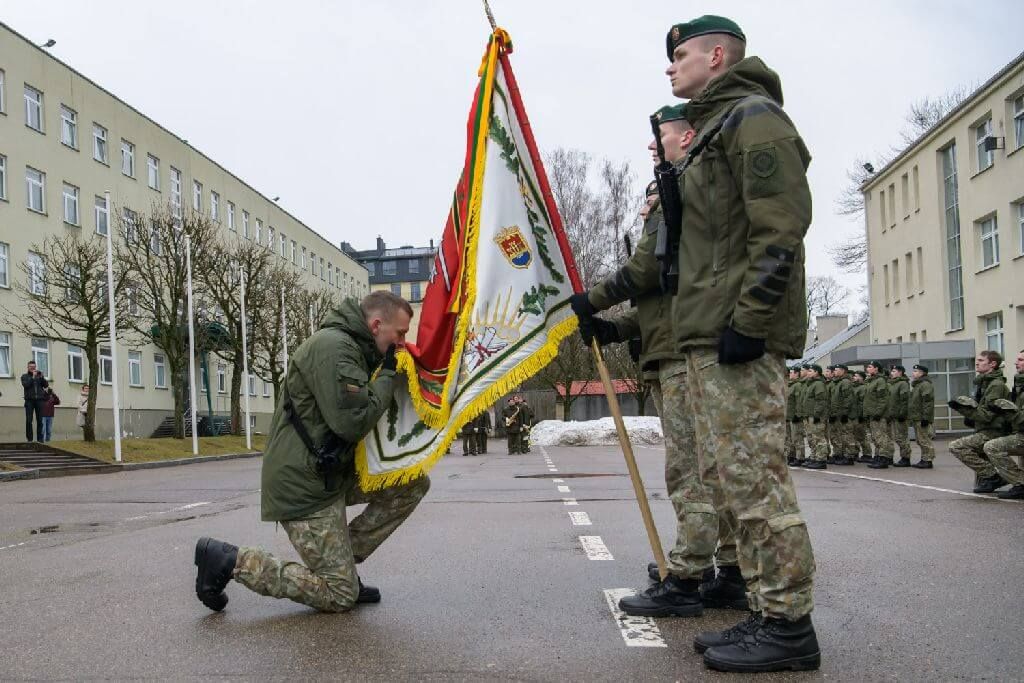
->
[356, 28, 582, 491]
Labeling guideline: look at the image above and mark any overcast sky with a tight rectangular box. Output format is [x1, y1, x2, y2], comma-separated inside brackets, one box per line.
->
[6, 0, 1019, 306]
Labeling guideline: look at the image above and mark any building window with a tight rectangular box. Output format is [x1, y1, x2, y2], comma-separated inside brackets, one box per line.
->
[978, 216, 999, 268]
[226, 202, 235, 231]
[410, 282, 422, 301]
[92, 124, 108, 163]
[916, 246, 924, 294]
[67, 344, 85, 383]
[60, 105, 78, 148]
[319, 257, 325, 281]
[0, 242, 8, 288]
[210, 191, 220, 221]
[900, 173, 909, 219]
[975, 118, 994, 172]
[63, 183, 80, 225]
[1017, 202, 1024, 256]
[27, 252, 45, 296]
[891, 258, 900, 301]
[100, 345, 112, 385]
[0, 69, 5, 113]
[0, 153, 6, 200]
[904, 252, 913, 294]
[984, 313, 1004, 355]
[31, 337, 49, 378]
[128, 351, 143, 387]
[154, 353, 167, 388]
[248, 374, 256, 396]
[328, 264, 334, 286]
[912, 165, 920, 212]
[24, 85, 43, 132]
[408, 259, 420, 274]
[65, 264, 81, 302]
[94, 195, 109, 236]
[382, 261, 397, 276]
[26, 167, 45, 213]
[193, 181, 202, 211]
[367, 262, 376, 276]
[263, 380, 271, 397]
[217, 363, 226, 393]
[242, 210, 250, 238]
[170, 167, 182, 217]
[390, 283, 402, 296]
[942, 145, 964, 330]
[887, 184, 896, 227]
[200, 365, 208, 393]
[291, 240, 297, 265]
[267, 226, 274, 250]
[280, 233, 287, 258]
[1014, 95, 1024, 151]
[147, 154, 160, 190]
[121, 139, 135, 177]
[255, 219, 262, 244]
[0, 331, 10, 377]
[879, 189, 887, 229]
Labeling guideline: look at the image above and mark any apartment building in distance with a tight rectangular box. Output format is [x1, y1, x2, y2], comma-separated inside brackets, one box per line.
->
[0, 21, 368, 441]
[841, 50, 1024, 431]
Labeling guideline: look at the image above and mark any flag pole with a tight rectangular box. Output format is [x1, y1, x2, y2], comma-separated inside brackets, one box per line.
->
[240, 268, 252, 450]
[103, 191, 122, 463]
[491, 30, 668, 581]
[281, 289, 289, 377]
[185, 234, 199, 456]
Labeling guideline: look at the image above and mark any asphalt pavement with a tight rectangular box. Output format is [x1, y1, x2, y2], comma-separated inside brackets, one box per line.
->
[1, 440, 1021, 681]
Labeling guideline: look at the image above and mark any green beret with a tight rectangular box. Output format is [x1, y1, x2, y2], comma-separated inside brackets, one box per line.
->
[653, 103, 687, 124]
[892, 365, 906, 373]
[834, 363, 848, 371]
[853, 370, 867, 379]
[868, 361, 883, 370]
[809, 364, 822, 374]
[666, 15, 746, 60]
[913, 364, 929, 374]
[645, 180, 659, 197]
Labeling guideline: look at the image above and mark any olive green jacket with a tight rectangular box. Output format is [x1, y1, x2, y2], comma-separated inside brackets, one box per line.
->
[907, 376, 935, 423]
[1009, 374, 1024, 433]
[260, 300, 395, 522]
[963, 371, 1010, 433]
[786, 378, 802, 420]
[830, 376, 854, 420]
[799, 377, 828, 420]
[670, 57, 811, 358]
[823, 379, 835, 419]
[888, 376, 911, 421]
[863, 374, 890, 420]
[851, 382, 866, 420]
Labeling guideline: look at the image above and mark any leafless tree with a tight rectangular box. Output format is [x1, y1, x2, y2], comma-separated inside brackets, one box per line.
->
[251, 264, 302, 404]
[806, 275, 850, 319]
[598, 159, 642, 267]
[2, 233, 125, 441]
[827, 231, 870, 274]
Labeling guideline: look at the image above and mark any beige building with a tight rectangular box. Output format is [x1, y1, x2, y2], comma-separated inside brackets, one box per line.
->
[0, 22, 368, 441]
[851, 50, 1024, 430]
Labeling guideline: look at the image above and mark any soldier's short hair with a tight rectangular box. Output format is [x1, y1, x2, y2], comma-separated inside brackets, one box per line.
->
[979, 349, 1002, 366]
[361, 291, 414, 321]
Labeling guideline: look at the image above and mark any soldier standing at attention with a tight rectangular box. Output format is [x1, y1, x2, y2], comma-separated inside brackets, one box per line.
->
[982, 350, 1024, 499]
[193, 292, 427, 614]
[800, 365, 829, 470]
[907, 364, 935, 469]
[785, 367, 802, 463]
[828, 364, 855, 465]
[864, 361, 895, 468]
[517, 395, 535, 453]
[888, 365, 912, 466]
[502, 397, 521, 454]
[949, 350, 1011, 493]
[822, 366, 835, 462]
[851, 371, 872, 463]
[787, 365, 811, 467]
[461, 414, 480, 456]
[476, 409, 492, 454]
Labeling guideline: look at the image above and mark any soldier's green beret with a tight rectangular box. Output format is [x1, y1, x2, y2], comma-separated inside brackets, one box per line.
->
[868, 361, 883, 370]
[801, 363, 811, 370]
[809, 364, 823, 374]
[653, 103, 688, 125]
[645, 180, 659, 197]
[893, 365, 906, 373]
[853, 370, 866, 379]
[666, 15, 746, 61]
[834, 363, 849, 371]
[913, 364, 929, 373]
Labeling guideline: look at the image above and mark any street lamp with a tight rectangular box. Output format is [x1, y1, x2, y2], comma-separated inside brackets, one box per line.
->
[38, 39, 56, 48]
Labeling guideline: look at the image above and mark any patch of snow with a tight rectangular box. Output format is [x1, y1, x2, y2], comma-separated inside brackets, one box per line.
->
[529, 417, 663, 447]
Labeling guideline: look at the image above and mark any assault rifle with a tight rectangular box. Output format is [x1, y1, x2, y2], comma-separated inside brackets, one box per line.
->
[650, 113, 683, 294]
[624, 234, 642, 363]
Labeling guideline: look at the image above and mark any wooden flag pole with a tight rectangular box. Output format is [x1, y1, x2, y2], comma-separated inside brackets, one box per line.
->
[591, 339, 669, 581]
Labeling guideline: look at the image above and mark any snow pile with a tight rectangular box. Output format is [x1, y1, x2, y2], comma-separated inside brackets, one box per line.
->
[529, 417, 663, 447]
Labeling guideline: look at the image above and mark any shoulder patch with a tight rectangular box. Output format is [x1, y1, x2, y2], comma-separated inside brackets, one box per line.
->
[751, 147, 777, 178]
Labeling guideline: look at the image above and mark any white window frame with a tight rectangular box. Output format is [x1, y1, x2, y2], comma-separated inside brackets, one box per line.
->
[93, 123, 108, 163]
[242, 210, 249, 238]
[31, 337, 50, 379]
[382, 261, 397, 276]
[1018, 202, 1024, 256]
[267, 226, 275, 251]
[319, 257, 325, 281]
[0, 331, 11, 378]
[24, 84, 43, 132]
[1014, 95, 1024, 151]
[60, 104, 78, 148]
[255, 219, 262, 244]
[26, 166, 45, 213]
[63, 182, 80, 225]
[67, 344, 85, 383]
[291, 240, 297, 265]
[408, 259, 420, 274]
[984, 313, 1004, 355]
[0, 69, 5, 114]
[128, 351, 143, 387]
[410, 282, 422, 301]
[328, 263, 334, 286]
[193, 180, 203, 211]
[280, 233, 287, 258]
[301, 246, 307, 269]
[390, 283, 402, 296]
[121, 139, 135, 177]
[0, 153, 6, 200]
[0, 242, 8, 288]
[248, 374, 256, 397]
[147, 154, 160, 190]
[310, 251, 316, 274]
[263, 380, 271, 397]
[65, 264, 81, 302]
[979, 216, 999, 268]
[227, 202, 236, 231]
[95, 195, 109, 235]
[975, 118, 993, 171]
[99, 345, 113, 385]
[210, 191, 220, 221]
[170, 167, 182, 217]
[154, 353, 167, 388]
[217, 363, 226, 393]
[200, 365, 208, 393]
[27, 251, 45, 296]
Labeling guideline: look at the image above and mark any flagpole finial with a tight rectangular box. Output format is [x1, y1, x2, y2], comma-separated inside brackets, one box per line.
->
[482, 0, 497, 31]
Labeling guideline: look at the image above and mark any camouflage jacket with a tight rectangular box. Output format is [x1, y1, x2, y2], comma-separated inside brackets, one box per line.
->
[888, 376, 911, 420]
[786, 378, 802, 419]
[863, 374, 890, 420]
[851, 382, 866, 420]
[830, 376, 855, 420]
[670, 57, 811, 358]
[1010, 374, 1024, 432]
[907, 376, 935, 423]
[966, 371, 1010, 433]
[799, 377, 828, 420]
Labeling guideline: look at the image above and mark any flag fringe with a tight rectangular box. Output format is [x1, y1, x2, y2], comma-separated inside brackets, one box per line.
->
[357, 314, 578, 492]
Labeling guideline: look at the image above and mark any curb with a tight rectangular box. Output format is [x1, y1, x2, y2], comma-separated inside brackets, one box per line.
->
[119, 451, 263, 470]
[0, 451, 262, 482]
[0, 469, 40, 482]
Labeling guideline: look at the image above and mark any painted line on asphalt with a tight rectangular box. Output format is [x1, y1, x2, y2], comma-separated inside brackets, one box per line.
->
[579, 535, 614, 560]
[552, 478, 564, 483]
[125, 501, 211, 522]
[0, 542, 28, 552]
[603, 589, 667, 648]
[568, 511, 592, 526]
[563, 497, 578, 506]
[557, 485, 571, 493]
[802, 469, 1024, 503]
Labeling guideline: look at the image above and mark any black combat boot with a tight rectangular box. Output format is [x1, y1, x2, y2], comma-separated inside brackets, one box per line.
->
[618, 574, 703, 617]
[802, 460, 826, 470]
[857, 453, 874, 464]
[787, 457, 804, 468]
[702, 614, 821, 673]
[825, 455, 838, 465]
[867, 456, 890, 469]
[194, 537, 238, 611]
[997, 483, 1024, 499]
[893, 457, 911, 467]
[911, 459, 933, 469]
[694, 612, 762, 653]
[700, 565, 749, 610]
[973, 474, 1007, 493]
[357, 577, 381, 603]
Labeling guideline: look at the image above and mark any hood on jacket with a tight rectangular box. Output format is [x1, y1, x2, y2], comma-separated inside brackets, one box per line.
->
[320, 299, 382, 367]
[684, 56, 784, 129]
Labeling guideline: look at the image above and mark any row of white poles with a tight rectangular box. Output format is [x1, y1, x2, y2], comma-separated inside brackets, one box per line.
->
[102, 192, 289, 457]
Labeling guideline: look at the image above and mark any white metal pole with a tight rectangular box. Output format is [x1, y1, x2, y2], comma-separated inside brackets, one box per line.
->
[281, 289, 289, 376]
[104, 192, 122, 463]
[240, 269, 252, 450]
[185, 234, 199, 455]
[308, 303, 314, 337]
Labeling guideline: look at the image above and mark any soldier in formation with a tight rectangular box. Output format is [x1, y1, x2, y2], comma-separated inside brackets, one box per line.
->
[981, 350, 1024, 499]
[502, 397, 523, 454]
[888, 365, 912, 466]
[907, 364, 935, 468]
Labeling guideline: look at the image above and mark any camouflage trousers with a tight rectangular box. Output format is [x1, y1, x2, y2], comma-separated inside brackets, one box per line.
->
[890, 419, 911, 459]
[914, 422, 935, 461]
[803, 419, 829, 462]
[685, 348, 815, 621]
[785, 420, 805, 460]
[950, 431, 1002, 479]
[982, 433, 1024, 485]
[852, 420, 871, 458]
[651, 365, 739, 583]
[869, 419, 894, 458]
[234, 476, 431, 613]
[829, 419, 854, 458]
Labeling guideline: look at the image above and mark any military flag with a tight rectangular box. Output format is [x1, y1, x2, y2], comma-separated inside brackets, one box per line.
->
[356, 28, 581, 490]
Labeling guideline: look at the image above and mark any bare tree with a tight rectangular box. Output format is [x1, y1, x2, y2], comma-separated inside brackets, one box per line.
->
[598, 159, 642, 267]
[2, 233, 125, 441]
[251, 264, 302, 403]
[899, 84, 974, 146]
[806, 276, 850, 319]
[115, 205, 217, 438]
[827, 231, 870, 274]
[286, 286, 338, 352]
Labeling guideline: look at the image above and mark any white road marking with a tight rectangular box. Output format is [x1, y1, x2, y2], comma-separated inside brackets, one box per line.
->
[563, 497, 578, 506]
[548, 468, 559, 473]
[802, 469, 1024, 503]
[579, 535, 613, 560]
[0, 542, 28, 551]
[568, 511, 592, 526]
[552, 478, 564, 483]
[125, 501, 211, 522]
[603, 589, 667, 647]
[557, 485, 571, 493]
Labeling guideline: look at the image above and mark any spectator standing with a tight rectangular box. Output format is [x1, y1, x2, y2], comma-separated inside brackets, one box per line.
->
[21, 361, 49, 442]
[40, 388, 61, 442]
[76, 385, 90, 429]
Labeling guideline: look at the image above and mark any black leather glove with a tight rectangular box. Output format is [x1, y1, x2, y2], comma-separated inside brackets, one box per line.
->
[791, 418, 800, 424]
[718, 326, 766, 365]
[947, 399, 960, 409]
[578, 317, 621, 347]
[840, 416, 848, 424]
[813, 417, 821, 424]
[569, 292, 596, 319]
[920, 420, 930, 427]
[381, 344, 398, 372]
[964, 418, 975, 428]
[859, 418, 867, 423]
